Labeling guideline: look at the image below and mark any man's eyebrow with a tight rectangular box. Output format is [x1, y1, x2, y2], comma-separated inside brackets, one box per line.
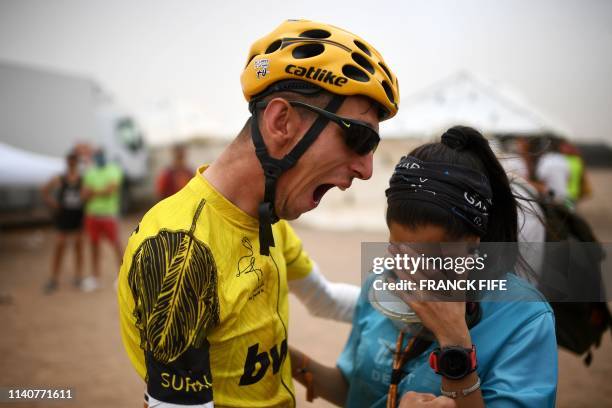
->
[361, 102, 376, 116]
[359, 102, 378, 128]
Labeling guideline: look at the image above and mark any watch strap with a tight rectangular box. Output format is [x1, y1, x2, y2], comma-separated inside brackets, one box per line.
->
[440, 376, 481, 399]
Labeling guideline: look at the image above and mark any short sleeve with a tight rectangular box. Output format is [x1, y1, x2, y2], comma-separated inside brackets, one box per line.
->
[122, 228, 220, 405]
[278, 221, 313, 281]
[336, 287, 367, 381]
[482, 311, 558, 407]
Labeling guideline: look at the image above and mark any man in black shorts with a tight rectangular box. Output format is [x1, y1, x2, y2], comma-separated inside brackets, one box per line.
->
[42, 151, 85, 293]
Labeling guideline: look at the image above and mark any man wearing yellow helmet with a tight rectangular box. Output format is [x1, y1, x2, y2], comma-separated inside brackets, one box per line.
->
[117, 19, 447, 408]
[240, 19, 398, 256]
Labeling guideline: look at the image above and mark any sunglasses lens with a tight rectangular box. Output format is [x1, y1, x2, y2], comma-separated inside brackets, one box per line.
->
[292, 101, 381, 155]
[344, 124, 380, 155]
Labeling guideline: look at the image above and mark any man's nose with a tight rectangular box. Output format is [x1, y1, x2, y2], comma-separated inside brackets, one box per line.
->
[351, 151, 374, 180]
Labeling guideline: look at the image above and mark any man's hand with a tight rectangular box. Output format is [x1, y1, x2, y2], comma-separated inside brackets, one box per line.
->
[399, 391, 456, 408]
[81, 187, 93, 200]
[102, 183, 118, 195]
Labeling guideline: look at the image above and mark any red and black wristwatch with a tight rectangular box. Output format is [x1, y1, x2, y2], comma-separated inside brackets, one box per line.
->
[429, 345, 477, 380]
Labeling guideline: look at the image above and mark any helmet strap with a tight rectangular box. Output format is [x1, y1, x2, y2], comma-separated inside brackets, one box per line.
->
[251, 94, 345, 255]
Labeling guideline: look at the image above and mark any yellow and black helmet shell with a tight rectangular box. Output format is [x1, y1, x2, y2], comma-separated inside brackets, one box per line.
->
[241, 19, 399, 120]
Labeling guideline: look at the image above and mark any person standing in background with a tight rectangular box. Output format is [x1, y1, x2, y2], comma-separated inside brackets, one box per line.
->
[535, 137, 571, 206]
[558, 139, 591, 207]
[156, 143, 193, 199]
[81, 149, 123, 292]
[534, 136, 591, 211]
[41, 151, 85, 293]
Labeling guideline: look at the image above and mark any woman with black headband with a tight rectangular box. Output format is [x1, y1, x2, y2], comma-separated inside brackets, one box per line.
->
[290, 126, 557, 407]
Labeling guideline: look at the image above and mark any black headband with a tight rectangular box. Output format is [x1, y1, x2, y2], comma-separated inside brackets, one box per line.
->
[386, 156, 493, 236]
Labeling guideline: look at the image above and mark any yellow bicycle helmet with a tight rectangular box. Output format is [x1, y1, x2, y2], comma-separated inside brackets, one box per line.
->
[242, 20, 400, 256]
[241, 19, 399, 119]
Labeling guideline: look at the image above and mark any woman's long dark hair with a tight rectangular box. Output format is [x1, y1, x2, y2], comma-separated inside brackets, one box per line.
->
[387, 126, 520, 279]
[387, 126, 517, 242]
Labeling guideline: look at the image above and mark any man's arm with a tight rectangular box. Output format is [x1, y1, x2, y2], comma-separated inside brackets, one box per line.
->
[290, 346, 349, 406]
[41, 176, 60, 209]
[86, 182, 118, 198]
[85, 166, 123, 198]
[100, 182, 119, 196]
[288, 263, 360, 322]
[290, 347, 457, 408]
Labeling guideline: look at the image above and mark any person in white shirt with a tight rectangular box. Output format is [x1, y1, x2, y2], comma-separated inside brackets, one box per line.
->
[535, 146, 571, 205]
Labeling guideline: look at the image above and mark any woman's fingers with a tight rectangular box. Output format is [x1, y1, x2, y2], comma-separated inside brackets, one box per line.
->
[399, 391, 457, 407]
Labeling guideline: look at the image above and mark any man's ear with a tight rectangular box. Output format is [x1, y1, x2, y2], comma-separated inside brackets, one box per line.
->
[261, 98, 302, 158]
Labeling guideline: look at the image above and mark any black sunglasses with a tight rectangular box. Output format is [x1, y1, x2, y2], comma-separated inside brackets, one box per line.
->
[255, 100, 380, 155]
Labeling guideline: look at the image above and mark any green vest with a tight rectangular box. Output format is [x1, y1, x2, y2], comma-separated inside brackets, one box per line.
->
[565, 155, 583, 201]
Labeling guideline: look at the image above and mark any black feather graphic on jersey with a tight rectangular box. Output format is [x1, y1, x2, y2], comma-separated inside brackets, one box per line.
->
[128, 200, 219, 364]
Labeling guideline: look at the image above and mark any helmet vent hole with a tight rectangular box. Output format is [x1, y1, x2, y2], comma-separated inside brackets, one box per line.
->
[292, 43, 325, 59]
[342, 65, 370, 82]
[354, 40, 372, 56]
[351, 53, 374, 74]
[381, 80, 395, 103]
[265, 40, 282, 54]
[379, 62, 393, 81]
[299, 29, 331, 39]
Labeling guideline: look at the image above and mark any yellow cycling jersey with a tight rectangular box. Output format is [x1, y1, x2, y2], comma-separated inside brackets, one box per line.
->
[118, 166, 313, 407]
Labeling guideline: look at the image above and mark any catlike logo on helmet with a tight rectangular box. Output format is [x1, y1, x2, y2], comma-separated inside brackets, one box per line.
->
[285, 64, 348, 86]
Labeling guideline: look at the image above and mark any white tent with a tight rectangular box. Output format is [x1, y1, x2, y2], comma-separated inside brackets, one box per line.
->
[0, 142, 64, 187]
[384, 71, 571, 138]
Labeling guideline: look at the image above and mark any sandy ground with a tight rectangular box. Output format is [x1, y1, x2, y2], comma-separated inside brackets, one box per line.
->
[1, 170, 611, 407]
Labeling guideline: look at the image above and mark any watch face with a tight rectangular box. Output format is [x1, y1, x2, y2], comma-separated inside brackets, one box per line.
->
[439, 349, 469, 379]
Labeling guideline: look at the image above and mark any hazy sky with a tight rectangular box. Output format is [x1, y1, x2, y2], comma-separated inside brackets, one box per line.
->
[1, 0, 611, 143]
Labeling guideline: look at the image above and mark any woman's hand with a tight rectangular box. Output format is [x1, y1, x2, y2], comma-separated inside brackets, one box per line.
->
[405, 300, 471, 347]
[389, 244, 471, 347]
[399, 391, 456, 408]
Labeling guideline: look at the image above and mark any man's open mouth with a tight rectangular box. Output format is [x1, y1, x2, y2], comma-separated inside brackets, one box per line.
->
[313, 184, 335, 204]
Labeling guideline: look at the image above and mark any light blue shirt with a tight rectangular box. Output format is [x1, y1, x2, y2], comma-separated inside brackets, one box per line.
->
[338, 273, 558, 407]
